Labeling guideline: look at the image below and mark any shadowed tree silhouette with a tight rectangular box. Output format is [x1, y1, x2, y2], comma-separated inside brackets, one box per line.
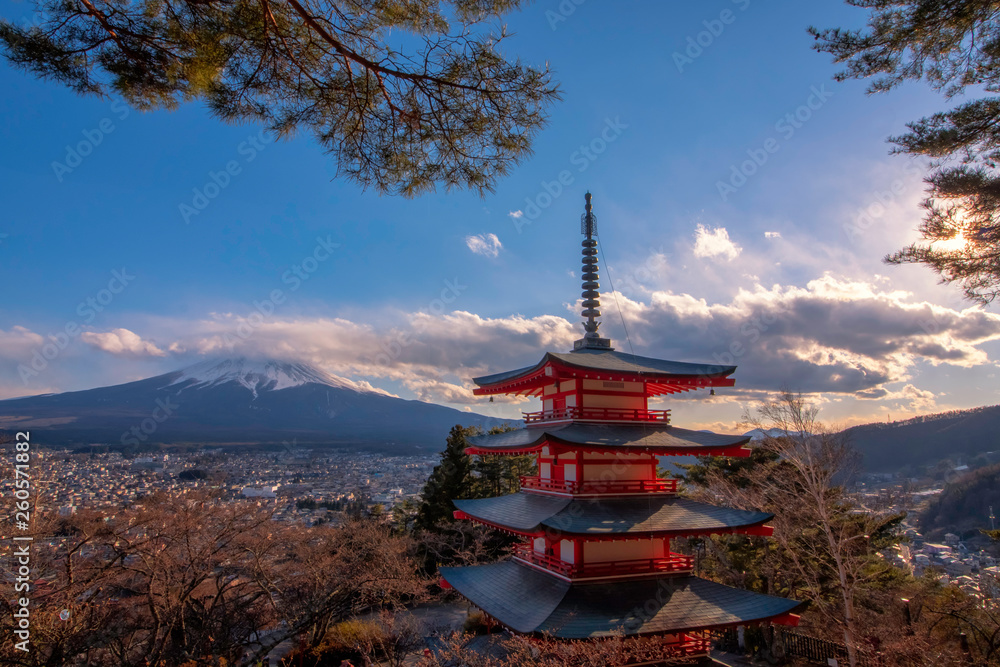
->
[0, 0, 559, 196]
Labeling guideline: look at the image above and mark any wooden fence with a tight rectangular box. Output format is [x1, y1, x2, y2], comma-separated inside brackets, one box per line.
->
[714, 627, 876, 666]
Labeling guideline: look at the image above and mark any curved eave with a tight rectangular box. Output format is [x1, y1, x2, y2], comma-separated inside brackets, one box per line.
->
[466, 439, 752, 458]
[472, 353, 737, 397]
[464, 424, 752, 457]
[452, 494, 774, 539]
[439, 561, 804, 639]
[454, 510, 775, 540]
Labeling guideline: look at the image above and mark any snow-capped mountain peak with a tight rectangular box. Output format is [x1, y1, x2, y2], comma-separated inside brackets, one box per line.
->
[167, 357, 382, 397]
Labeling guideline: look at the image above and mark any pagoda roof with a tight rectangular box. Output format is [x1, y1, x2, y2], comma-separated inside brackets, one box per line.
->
[440, 560, 802, 638]
[465, 423, 750, 456]
[473, 349, 735, 396]
[453, 493, 772, 537]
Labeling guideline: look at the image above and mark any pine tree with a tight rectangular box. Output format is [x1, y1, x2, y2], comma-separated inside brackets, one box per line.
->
[812, 1, 1000, 303]
[0, 0, 558, 196]
[471, 423, 533, 497]
[414, 424, 479, 532]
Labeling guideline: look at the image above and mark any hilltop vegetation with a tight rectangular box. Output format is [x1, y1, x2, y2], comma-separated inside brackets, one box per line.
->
[919, 462, 1000, 541]
[842, 405, 1000, 472]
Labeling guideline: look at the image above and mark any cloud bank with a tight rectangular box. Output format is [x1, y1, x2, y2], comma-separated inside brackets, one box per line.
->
[4, 273, 994, 411]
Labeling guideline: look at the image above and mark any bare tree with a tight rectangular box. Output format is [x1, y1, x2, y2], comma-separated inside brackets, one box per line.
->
[701, 392, 894, 667]
[421, 631, 695, 667]
[350, 610, 426, 667]
[0, 490, 422, 666]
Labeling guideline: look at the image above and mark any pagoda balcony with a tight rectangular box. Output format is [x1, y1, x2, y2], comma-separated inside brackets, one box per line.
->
[512, 544, 694, 580]
[519, 475, 678, 496]
[522, 406, 671, 425]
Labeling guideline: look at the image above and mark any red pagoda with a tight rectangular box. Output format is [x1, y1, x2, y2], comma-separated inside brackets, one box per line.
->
[440, 193, 801, 663]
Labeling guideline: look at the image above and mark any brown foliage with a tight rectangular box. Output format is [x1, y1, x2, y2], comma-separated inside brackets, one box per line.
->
[420, 632, 703, 667]
[0, 490, 421, 666]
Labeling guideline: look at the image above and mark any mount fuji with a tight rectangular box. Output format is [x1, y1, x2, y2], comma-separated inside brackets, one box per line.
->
[0, 358, 514, 451]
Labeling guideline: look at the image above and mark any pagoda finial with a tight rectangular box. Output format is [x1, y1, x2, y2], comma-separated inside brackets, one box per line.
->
[574, 192, 613, 351]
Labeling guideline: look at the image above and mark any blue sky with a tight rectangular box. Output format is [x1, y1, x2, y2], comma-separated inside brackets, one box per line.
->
[1, 0, 998, 432]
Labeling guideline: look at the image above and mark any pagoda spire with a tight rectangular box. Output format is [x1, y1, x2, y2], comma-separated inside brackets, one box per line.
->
[575, 192, 614, 351]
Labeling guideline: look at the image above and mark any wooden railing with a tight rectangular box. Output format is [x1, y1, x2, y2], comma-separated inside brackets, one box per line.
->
[522, 406, 671, 424]
[713, 628, 872, 666]
[512, 544, 694, 579]
[519, 476, 678, 495]
[778, 629, 875, 667]
[512, 544, 574, 576]
[664, 634, 712, 659]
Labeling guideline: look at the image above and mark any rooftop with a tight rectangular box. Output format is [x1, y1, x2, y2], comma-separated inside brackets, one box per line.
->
[452, 492, 773, 537]
[473, 349, 736, 396]
[440, 560, 802, 638]
[465, 423, 750, 456]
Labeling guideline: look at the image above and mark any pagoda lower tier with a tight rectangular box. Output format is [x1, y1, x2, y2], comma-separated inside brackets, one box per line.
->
[440, 560, 803, 639]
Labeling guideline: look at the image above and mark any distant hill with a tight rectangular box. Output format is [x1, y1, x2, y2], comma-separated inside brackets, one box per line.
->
[842, 405, 1000, 472]
[0, 358, 515, 452]
[918, 463, 1000, 541]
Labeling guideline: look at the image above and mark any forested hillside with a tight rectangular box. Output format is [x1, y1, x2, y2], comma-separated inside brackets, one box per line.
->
[842, 405, 1000, 472]
[919, 463, 1000, 540]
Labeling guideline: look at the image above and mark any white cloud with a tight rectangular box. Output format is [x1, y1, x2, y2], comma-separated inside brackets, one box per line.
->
[4, 271, 997, 409]
[856, 383, 937, 413]
[465, 233, 503, 258]
[764, 231, 781, 239]
[81, 328, 166, 357]
[693, 224, 741, 260]
[508, 210, 524, 219]
[156, 277, 1000, 403]
[0, 326, 44, 359]
[611, 274, 1000, 395]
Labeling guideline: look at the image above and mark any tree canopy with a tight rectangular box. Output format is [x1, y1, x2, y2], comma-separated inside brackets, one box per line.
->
[812, 1, 1000, 303]
[0, 0, 558, 196]
[0, 490, 420, 666]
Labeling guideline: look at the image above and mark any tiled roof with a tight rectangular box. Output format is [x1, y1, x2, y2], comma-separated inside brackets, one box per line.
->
[453, 493, 772, 536]
[466, 423, 749, 453]
[440, 560, 802, 638]
[473, 349, 735, 386]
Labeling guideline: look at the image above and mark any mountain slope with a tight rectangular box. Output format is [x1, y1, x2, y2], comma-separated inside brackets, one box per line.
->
[0, 358, 513, 451]
[919, 463, 1000, 540]
[843, 405, 1000, 472]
